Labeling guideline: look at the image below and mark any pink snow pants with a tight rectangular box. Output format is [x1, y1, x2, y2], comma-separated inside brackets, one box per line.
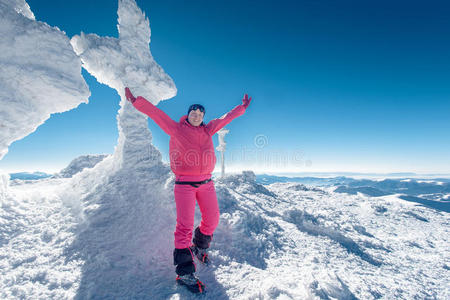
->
[173, 174, 220, 249]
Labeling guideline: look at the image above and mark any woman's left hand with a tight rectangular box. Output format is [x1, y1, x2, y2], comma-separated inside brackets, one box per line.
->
[242, 93, 252, 109]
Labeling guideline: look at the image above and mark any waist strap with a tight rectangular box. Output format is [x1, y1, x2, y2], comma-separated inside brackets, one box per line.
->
[175, 178, 212, 188]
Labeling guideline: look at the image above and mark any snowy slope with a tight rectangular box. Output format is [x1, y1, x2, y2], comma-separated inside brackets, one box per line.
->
[1, 170, 449, 299]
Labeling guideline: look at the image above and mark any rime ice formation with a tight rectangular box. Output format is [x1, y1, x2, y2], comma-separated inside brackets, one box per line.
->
[70, 0, 177, 171]
[4, 0, 35, 19]
[0, 0, 90, 161]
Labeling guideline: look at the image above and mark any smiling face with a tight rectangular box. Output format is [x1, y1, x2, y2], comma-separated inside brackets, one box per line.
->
[187, 109, 204, 126]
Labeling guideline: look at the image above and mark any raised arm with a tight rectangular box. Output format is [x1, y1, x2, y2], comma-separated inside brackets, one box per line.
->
[125, 88, 177, 136]
[206, 94, 252, 135]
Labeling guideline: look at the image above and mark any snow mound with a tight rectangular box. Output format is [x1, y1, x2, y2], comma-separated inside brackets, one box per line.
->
[219, 170, 276, 197]
[0, 0, 90, 161]
[55, 154, 109, 178]
[57, 153, 175, 299]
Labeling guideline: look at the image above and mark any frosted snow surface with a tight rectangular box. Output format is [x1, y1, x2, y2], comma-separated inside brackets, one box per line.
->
[0, 0, 90, 160]
[1, 171, 449, 299]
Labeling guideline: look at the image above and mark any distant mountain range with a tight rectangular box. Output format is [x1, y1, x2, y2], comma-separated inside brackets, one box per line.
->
[248, 173, 450, 213]
[8, 154, 110, 180]
[9, 171, 53, 180]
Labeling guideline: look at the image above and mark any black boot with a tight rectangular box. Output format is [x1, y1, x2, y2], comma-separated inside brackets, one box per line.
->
[192, 226, 213, 265]
[173, 247, 205, 293]
[173, 247, 195, 276]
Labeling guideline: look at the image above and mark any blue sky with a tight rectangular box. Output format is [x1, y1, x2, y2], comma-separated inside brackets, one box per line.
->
[1, 0, 450, 174]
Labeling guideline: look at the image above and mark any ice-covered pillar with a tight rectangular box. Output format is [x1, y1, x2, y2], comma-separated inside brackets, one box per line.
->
[70, 0, 177, 171]
[216, 128, 230, 178]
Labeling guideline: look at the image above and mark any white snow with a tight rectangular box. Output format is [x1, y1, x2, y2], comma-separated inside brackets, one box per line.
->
[1, 177, 83, 299]
[0, 0, 90, 161]
[1, 0, 449, 299]
[1, 170, 449, 299]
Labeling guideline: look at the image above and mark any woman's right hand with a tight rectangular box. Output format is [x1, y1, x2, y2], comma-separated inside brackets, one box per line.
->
[125, 87, 136, 103]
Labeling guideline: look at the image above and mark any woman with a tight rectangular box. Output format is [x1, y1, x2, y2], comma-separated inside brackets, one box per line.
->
[125, 87, 251, 293]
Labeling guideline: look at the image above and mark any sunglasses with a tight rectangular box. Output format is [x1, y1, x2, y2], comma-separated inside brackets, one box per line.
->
[188, 104, 205, 113]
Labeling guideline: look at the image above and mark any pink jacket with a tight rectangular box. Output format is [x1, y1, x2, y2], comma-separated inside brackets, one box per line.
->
[132, 96, 246, 175]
